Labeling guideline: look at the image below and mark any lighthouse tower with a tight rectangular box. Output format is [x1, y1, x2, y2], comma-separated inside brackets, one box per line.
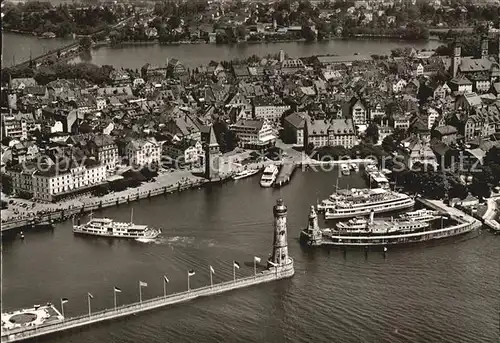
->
[301, 206, 322, 246]
[269, 199, 293, 269]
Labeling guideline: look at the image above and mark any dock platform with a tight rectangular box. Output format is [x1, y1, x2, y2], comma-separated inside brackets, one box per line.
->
[274, 164, 296, 188]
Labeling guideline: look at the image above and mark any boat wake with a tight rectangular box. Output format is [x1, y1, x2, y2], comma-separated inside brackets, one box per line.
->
[150, 236, 196, 246]
[135, 238, 159, 244]
[149, 236, 217, 247]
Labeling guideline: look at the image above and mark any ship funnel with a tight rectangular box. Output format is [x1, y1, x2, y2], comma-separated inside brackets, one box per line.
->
[369, 210, 374, 224]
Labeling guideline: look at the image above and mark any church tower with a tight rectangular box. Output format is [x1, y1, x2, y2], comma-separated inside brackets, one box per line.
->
[269, 199, 292, 268]
[481, 36, 489, 59]
[452, 43, 461, 78]
[204, 125, 220, 181]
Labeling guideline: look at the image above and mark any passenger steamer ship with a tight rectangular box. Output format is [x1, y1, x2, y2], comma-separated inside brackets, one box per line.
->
[73, 210, 161, 240]
[260, 164, 279, 187]
[300, 206, 481, 247]
[317, 187, 415, 219]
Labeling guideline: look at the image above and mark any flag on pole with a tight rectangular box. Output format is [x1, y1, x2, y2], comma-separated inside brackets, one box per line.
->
[114, 287, 122, 293]
[88, 293, 94, 299]
[61, 298, 69, 304]
[210, 266, 215, 274]
[139, 281, 148, 287]
[233, 261, 240, 269]
[164, 275, 169, 283]
[254, 256, 261, 263]
[188, 270, 195, 276]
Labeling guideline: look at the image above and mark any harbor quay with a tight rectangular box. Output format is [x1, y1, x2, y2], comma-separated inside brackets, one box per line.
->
[1, 157, 373, 233]
[0, 177, 208, 233]
[300, 197, 483, 248]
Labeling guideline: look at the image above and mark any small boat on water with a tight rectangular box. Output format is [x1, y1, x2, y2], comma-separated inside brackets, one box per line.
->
[340, 164, 350, 176]
[73, 210, 161, 240]
[350, 163, 359, 172]
[233, 168, 260, 180]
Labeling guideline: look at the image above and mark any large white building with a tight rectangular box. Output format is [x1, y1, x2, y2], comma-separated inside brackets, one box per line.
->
[230, 119, 276, 148]
[253, 97, 290, 123]
[7, 159, 107, 202]
[305, 118, 358, 148]
[126, 138, 162, 167]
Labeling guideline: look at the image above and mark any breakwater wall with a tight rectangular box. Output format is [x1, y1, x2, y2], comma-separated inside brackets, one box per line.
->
[1, 264, 294, 343]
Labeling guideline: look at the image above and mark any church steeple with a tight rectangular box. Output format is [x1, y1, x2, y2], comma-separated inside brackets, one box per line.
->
[204, 125, 220, 181]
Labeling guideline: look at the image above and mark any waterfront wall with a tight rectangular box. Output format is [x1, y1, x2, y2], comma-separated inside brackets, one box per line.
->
[1, 265, 294, 343]
[2, 158, 373, 232]
[1, 179, 208, 232]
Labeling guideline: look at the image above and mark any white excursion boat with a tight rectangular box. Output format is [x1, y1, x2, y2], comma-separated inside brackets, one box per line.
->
[260, 164, 279, 187]
[340, 164, 350, 176]
[73, 210, 161, 240]
[398, 209, 440, 222]
[233, 168, 260, 180]
[318, 187, 415, 219]
[335, 211, 429, 234]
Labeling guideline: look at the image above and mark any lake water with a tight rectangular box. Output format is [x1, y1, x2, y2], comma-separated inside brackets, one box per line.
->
[2, 170, 499, 343]
[2, 32, 75, 68]
[2, 31, 443, 69]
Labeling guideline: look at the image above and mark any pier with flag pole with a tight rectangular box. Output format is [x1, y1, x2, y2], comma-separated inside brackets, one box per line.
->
[60, 298, 68, 321]
[87, 293, 93, 318]
[209, 266, 215, 287]
[139, 281, 147, 303]
[163, 276, 169, 297]
[113, 287, 121, 310]
[1, 199, 294, 343]
[233, 261, 240, 281]
[187, 270, 195, 291]
[254, 256, 261, 276]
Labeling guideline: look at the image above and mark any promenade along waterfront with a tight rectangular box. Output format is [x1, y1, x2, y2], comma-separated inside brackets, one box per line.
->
[2, 170, 499, 343]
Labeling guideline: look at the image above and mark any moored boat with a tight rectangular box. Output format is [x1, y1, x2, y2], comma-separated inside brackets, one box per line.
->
[300, 206, 482, 247]
[398, 209, 440, 222]
[260, 164, 279, 187]
[233, 168, 260, 180]
[334, 211, 429, 235]
[318, 187, 414, 219]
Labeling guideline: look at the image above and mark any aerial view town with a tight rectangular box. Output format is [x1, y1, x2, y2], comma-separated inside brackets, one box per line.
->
[1, 0, 499, 342]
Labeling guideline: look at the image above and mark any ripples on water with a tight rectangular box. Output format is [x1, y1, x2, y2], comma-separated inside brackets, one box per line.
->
[2, 170, 499, 343]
